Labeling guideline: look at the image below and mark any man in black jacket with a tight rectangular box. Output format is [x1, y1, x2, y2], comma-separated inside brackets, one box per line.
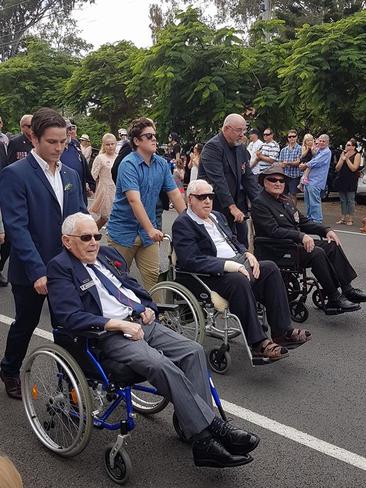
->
[6, 114, 33, 165]
[198, 114, 259, 247]
[251, 166, 366, 313]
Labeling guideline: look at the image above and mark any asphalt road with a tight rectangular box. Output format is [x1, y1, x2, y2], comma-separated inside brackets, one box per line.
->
[1, 199, 366, 488]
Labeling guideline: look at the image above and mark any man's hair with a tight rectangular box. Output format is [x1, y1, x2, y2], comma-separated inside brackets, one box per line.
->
[287, 129, 297, 136]
[20, 114, 32, 127]
[318, 134, 329, 143]
[31, 108, 66, 139]
[264, 128, 273, 135]
[186, 179, 213, 199]
[128, 117, 156, 150]
[222, 113, 245, 131]
[62, 213, 95, 236]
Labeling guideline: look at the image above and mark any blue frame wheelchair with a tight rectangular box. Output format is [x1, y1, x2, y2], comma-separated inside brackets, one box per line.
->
[21, 326, 227, 485]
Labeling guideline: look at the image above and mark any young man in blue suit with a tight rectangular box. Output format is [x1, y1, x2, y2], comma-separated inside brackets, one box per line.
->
[0, 107, 86, 399]
[47, 212, 260, 469]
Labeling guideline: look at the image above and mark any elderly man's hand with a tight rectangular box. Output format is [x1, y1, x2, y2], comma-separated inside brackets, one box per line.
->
[229, 205, 245, 223]
[105, 319, 144, 341]
[245, 252, 260, 279]
[34, 276, 48, 295]
[140, 307, 155, 325]
[0, 232, 4, 245]
[326, 230, 341, 246]
[302, 234, 315, 253]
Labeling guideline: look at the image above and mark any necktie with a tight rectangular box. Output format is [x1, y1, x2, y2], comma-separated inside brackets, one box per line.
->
[87, 263, 145, 314]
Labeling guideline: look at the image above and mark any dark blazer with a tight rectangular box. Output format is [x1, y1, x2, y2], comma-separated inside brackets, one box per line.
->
[172, 210, 247, 275]
[0, 153, 87, 285]
[6, 133, 33, 165]
[0, 142, 6, 171]
[251, 190, 330, 243]
[47, 246, 158, 332]
[198, 132, 259, 214]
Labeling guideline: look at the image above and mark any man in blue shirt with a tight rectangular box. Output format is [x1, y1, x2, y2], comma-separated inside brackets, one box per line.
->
[279, 129, 302, 204]
[108, 117, 186, 291]
[299, 134, 331, 223]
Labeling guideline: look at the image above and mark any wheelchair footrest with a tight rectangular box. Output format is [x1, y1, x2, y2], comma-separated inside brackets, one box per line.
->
[324, 306, 341, 315]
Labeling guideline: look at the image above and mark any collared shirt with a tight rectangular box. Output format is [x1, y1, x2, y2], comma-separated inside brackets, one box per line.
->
[108, 151, 177, 247]
[85, 259, 142, 320]
[31, 149, 64, 211]
[279, 143, 302, 178]
[258, 140, 280, 172]
[187, 208, 236, 259]
[247, 139, 263, 175]
[305, 147, 332, 189]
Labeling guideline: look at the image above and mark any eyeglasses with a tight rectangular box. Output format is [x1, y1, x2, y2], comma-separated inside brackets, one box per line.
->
[67, 233, 103, 242]
[287, 135, 297, 138]
[265, 177, 285, 183]
[228, 126, 246, 134]
[191, 193, 215, 201]
[263, 132, 272, 136]
[139, 133, 156, 140]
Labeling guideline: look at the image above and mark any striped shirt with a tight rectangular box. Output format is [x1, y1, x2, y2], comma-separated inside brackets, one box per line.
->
[279, 144, 302, 178]
[258, 140, 280, 172]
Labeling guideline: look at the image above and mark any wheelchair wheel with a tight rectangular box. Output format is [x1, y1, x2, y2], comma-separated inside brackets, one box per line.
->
[172, 412, 191, 443]
[21, 343, 93, 457]
[207, 346, 231, 375]
[104, 443, 132, 485]
[312, 289, 325, 310]
[289, 301, 309, 323]
[131, 384, 169, 415]
[150, 281, 206, 344]
[283, 272, 301, 302]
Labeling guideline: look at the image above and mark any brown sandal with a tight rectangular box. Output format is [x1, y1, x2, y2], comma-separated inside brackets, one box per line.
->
[273, 328, 312, 346]
[253, 340, 289, 360]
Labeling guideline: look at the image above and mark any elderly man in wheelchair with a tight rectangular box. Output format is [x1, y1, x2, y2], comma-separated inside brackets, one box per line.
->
[172, 179, 312, 363]
[36, 212, 260, 473]
[251, 166, 366, 316]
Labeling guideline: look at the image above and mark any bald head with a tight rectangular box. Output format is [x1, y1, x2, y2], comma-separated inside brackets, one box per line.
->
[222, 114, 247, 146]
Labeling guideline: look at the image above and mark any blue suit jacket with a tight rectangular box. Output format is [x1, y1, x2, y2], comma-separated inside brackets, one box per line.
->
[47, 246, 158, 332]
[172, 210, 247, 275]
[0, 153, 86, 285]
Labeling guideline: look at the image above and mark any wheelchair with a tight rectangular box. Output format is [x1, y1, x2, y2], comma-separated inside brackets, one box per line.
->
[253, 236, 327, 323]
[21, 325, 227, 485]
[150, 236, 279, 374]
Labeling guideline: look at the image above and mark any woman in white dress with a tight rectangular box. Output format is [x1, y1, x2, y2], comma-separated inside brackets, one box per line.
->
[189, 143, 203, 182]
[89, 133, 117, 229]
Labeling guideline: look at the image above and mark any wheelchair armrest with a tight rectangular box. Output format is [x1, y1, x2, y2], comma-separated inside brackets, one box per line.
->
[157, 303, 179, 313]
[54, 327, 107, 340]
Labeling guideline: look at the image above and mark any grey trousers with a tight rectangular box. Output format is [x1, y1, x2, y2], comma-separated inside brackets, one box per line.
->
[100, 322, 214, 439]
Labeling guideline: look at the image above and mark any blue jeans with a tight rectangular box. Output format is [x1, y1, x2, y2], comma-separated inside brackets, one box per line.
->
[338, 191, 355, 216]
[304, 185, 323, 223]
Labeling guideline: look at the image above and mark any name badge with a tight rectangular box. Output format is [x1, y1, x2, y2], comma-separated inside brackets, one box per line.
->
[80, 280, 95, 291]
[294, 211, 300, 223]
[279, 213, 284, 217]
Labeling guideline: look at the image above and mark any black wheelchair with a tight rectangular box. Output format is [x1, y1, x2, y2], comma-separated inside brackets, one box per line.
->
[21, 324, 227, 485]
[150, 237, 279, 374]
[254, 236, 327, 323]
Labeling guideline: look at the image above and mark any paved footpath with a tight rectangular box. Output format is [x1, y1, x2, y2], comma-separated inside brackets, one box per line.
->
[1, 201, 366, 487]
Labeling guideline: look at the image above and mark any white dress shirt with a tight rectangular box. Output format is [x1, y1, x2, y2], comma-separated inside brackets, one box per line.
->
[31, 149, 64, 211]
[85, 260, 142, 320]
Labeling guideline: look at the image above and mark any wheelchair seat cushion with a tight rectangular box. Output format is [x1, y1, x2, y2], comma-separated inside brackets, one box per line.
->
[210, 291, 229, 312]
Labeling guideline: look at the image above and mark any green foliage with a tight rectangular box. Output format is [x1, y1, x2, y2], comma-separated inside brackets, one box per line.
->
[65, 41, 145, 135]
[0, 39, 77, 131]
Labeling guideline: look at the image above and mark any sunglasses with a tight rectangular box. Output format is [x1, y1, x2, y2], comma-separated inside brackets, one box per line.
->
[67, 233, 103, 242]
[265, 177, 285, 183]
[139, 133, 156, 140]
[191, 193, 215, 201]
[287, 135, 297, 138]
[263, 132, 272, 136]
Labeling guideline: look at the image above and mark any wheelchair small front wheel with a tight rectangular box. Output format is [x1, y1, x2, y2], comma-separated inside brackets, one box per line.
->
[290, 301, 309, 323]
[312, 289, 325, 310]
[173, 412, 191, 443]
[104, 444, 132, 485]
[207, 346, 231, 374]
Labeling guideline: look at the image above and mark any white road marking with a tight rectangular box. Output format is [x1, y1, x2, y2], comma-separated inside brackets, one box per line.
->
[1, 314, 366, 471]
[335, 229, 366, 237]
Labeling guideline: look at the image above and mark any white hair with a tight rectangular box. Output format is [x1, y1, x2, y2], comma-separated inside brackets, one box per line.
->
[318, 134, 329, 143]
[222, 113, 245, 131]
[62, 213, 95, 235]
[186, 179, 213, 199]
[20, 114, 32, 126]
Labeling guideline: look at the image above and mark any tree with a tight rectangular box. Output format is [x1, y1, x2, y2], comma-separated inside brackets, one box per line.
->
[0, 38, 77, 130]
[0, 0, 94, 62]
[65, 41, 145, 134]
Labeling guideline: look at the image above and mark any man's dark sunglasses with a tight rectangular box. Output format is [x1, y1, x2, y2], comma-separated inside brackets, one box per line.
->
[287, 134, 297, 138]
[191, 193, 215, 201]
[139, 133, 156, 140]
[265, 177, 285, 183]
[263, 132, 272, 136]
[67, 233, 103, 242]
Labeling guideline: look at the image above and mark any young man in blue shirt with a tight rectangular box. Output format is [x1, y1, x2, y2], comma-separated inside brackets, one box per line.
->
[108, 118, 186, 291]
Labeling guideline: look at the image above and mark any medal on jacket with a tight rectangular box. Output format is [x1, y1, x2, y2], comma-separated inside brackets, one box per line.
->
[294, 211, 300, 223]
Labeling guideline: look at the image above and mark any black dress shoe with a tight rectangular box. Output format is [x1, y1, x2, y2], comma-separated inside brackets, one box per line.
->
[192, 437, 253, 468]
[325, 295, 361, 314]
[344, 288, 366, 303]
[0, 370, 22, 400]
[208, 416, 260, 455]
[0, 271, 8, 287]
